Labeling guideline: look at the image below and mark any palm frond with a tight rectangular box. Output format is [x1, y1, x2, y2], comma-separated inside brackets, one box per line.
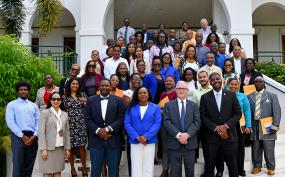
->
[36, 0, 63, 35]
[0, 0, 26, 38]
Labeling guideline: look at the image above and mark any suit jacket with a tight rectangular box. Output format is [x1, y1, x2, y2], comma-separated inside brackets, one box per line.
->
[163, 99, 201, 150]
[240, 70, 262, 93]
[144, 31, 153, 42]
[38, 108, 71, 150]
[248, 90, 281, 140]
[200, 90, 242, 144]
[143, 72, 166, 101]
[85, 94, 126, 148]
[124, 102, 161, 144]
[229, 57, 246, 74]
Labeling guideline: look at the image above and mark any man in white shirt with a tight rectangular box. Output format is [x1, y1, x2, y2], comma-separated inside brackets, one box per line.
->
[117, 18, 135, 44]
[104, 45, 129, 79]
[229, 46, 246, 75]
[197, 18, 212, 44]
[144, 39, 154, 63]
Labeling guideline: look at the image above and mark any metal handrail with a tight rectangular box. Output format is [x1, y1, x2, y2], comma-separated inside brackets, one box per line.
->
[254, 51, 285, 64]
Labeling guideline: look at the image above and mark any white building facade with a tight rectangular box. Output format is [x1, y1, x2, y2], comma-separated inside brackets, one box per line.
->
[13, 0, 285, 68]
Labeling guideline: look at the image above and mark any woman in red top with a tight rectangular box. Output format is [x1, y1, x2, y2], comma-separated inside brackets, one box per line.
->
[159, 75, 177, 177]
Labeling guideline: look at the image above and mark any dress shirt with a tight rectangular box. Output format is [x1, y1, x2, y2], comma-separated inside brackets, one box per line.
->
[5, 97, 40, 137]
[213, 89, 223, 111]
[117, 26, 135, 44]
[100, 96, 109, 121]
[104, 57, 129, 79]
[186, 81, 198, 101]
[176, 98, 187, 138]
[144, 49, 151, 63]
[233, 57, 242, 75]
[197, 64, 223, 79]
[192, 85, 212, 106]
[195, 45, 210, 63]
[217, 33, 225, 43]
[140, 104, 148, 119]
[149, 45, 175, 65]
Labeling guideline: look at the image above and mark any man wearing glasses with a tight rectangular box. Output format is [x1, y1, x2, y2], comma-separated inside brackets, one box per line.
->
[59, 64, 81, 95]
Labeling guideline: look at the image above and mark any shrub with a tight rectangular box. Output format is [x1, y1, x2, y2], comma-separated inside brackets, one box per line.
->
[256, 61, 285, 85]
[0, 35, 62, 151]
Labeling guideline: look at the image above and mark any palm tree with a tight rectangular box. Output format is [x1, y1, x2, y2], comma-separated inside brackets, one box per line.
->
[0, 0, 63, 37]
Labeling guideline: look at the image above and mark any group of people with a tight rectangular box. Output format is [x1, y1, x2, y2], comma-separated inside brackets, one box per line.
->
[5, 17, 282, 177]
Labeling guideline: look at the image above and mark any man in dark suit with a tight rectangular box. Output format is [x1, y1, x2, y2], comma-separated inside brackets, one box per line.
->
[229, 46, 246, 75]
[85, 79, 126, 177]
[164, 81, 201, 177]
[200, 72, 242, 177]
[142, 23, 153, 44]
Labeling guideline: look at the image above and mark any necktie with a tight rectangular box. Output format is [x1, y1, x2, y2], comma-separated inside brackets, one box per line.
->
[215, 92, 221, 111]
[181, 101, 185, 131]
[255, 92, 262, 120]
[124, 27, 128, 44]
[159, 47, 163, 60]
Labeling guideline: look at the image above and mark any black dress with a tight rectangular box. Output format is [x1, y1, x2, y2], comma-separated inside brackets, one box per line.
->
[153, 78, 165, 104]
[63, 93, 88, 148]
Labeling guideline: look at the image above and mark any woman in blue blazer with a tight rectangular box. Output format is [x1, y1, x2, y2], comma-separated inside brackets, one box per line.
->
[229, 77, 252, 176]
[160, 53, 180, 83]
[124, 87, 161, 177]
[143, 57, 165, 104]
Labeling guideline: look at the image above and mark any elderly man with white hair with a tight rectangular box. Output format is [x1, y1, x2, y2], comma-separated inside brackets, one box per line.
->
[197, 18, 212, 44]
[163, 81, 201, 177]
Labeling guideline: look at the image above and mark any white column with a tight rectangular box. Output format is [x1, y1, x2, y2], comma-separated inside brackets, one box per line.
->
[220, 0, 255, 58]
[78, 0, 112, 73]
[20, 31, 32, 45]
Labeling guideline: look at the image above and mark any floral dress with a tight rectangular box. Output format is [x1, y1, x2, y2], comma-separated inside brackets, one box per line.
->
[63, 93, 87, 148]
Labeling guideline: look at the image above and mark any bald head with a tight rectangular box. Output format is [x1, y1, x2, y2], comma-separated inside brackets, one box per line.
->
[200, 18, 208, 30]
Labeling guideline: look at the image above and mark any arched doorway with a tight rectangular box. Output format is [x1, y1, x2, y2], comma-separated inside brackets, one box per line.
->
[253, 2, 285, 63]
[30, 7, 76, 55]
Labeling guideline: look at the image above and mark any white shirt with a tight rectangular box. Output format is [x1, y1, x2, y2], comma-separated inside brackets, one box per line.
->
[183, 61, 200, 72]
[143, 49, 150, 63]
[50, 107, 64, 147]
[104, 57, 129, 79]
[100, 96, 109, 121]
[176, 98, 187, 139]
[233, 57, 242, 75]
[186, 81, 198, 101]
[213, 89, 223, 111]
[140, 104, 148, 119]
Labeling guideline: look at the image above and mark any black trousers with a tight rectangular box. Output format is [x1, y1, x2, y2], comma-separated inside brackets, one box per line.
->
[11, 133, 38, 177]
[204, 141, 238, 177]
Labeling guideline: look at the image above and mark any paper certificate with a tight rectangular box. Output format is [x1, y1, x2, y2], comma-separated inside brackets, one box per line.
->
[159, 96, 169, 107]
[243, 85, 256, 95]
[260, 117, 273, 135]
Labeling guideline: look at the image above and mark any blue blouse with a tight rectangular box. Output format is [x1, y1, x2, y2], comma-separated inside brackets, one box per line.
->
[236, 92, 252, 128]
[160, 65, 180, 83]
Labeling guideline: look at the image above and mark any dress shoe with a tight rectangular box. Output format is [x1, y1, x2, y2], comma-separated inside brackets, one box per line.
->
[238, 171, 246, 176]
[268, 169, 275, 175]
[251, 167, 261, 174]
[215, 171, 223, 177]
[160, 170, 168, 177]
[200, 173, 206, 177]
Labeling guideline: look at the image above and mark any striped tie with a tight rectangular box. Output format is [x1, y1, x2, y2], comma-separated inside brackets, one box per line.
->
[255, 92, 262, 120]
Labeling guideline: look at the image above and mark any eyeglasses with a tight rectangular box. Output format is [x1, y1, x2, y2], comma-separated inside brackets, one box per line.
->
[51, 98, 62, 101]
[88, 65, 96, 68]
[224, 64, 232, 67]
[176, 88, 188, 91]
[153, 63, 161, 66]
[71, 68, 79, 72]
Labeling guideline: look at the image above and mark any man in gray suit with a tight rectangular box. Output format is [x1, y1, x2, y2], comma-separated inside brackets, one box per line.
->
[163, 81, 201, 177]
[197, 18, 211, 44]
[248, 77, 281, 175]
[229, 46, 246, 75]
